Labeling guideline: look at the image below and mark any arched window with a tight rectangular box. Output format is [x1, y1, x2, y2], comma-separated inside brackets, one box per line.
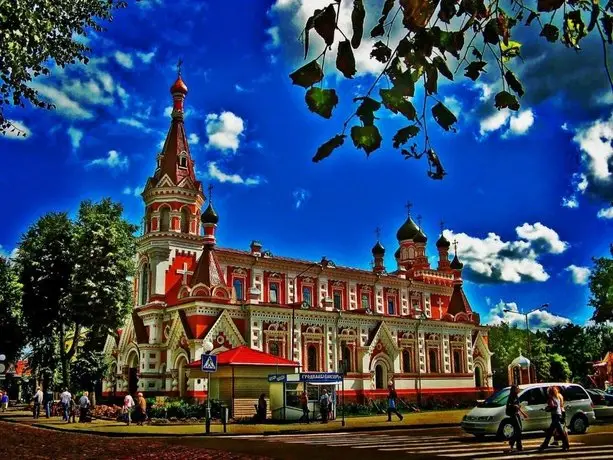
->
[475, 366, 482, 388]
[233, 278, 244, 301]
[307, 345, 318, 371]
[453, 350, 463, 373]
[269, 342, 280, 357]
[179, 155, 187, 168]
[341, 345, 351, 373]
[402, 349, 412, 373]
[375, 364, 384, 389]
[139, 263, 150, 305]
[408, 247, 415, 259]
[428, 349, 438, 373]
[159, 207, 170, 232]
[180, 208, 190, 234]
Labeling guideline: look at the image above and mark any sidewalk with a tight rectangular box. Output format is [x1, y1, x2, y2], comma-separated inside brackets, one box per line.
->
[0, 409, 467, 437]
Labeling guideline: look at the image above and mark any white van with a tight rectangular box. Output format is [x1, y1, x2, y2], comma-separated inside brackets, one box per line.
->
[461, 383, 596, 440]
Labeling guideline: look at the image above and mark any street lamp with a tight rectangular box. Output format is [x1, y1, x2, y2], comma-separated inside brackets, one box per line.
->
[413, 307, 428, 410]
[203, 339, 214, 434]
[503, 303, 549, 360]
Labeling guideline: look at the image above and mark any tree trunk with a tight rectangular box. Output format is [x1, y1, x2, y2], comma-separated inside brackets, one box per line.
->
[59, 324, 69, 388]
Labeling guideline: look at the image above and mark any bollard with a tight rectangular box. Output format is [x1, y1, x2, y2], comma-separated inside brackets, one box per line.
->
[205, 406, 211, 434]
[222, 406, 229, 433]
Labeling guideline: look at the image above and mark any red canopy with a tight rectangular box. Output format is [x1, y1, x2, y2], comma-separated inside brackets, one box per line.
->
[188, 346, 299, 368]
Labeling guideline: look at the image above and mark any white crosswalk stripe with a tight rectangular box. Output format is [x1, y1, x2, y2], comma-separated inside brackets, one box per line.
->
[251, 432, 613, 459]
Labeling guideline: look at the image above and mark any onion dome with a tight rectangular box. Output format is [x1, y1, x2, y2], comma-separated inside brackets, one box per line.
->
[450, 254, 464, 270]
[414, 229, 427, 244]
[372, 240, 385, 256]
[436, 233, 451, 249]
[394, 248, 400, 259]
[396, 216, 420, 241]
[201, 203, 218, 224]
[510, 353, 531, 369]
[170, 76, 188, 95]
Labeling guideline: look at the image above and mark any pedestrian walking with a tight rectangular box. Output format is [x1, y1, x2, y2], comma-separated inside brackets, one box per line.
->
[1, 391, 8, 412]
[135, 392, 147, 426]
[539, 386, 570, 452]
[547, 386, 568, 447]
[59, 389, 72, 422]
[505, 385, 527, 452]
[32, 387, 43, 419]
[256, 393, 267, 422]
[78, 391, 90, 423]
[298, 391, 310, 423]
[387, 388, 403, 421]
[319, 389, 330, 423]
[123, 393, 135, 425]
[43, 388, 53, 418]
[69, 394, 78, 423]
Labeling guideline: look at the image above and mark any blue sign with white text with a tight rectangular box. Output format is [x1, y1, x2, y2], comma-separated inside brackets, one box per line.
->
[267, 374, 287, 383]
[201, 354, 218, 372]
[300, 372, 342, 382]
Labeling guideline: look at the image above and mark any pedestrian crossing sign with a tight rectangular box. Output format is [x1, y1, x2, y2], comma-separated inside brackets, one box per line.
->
[201, 354, 217, 372]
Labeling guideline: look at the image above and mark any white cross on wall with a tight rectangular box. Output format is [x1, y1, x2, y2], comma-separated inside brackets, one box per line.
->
[177, 262, 193, 285]
[437, 298, 444, 308]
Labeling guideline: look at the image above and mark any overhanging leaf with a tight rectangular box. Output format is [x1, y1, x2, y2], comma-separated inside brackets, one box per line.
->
[432, 56, 453, 81]
[371, 0, 395, 37]
[464, 61, 486, 81]
[483, 19, 499, 44]
[562, 10, 587, 49]
[303, 15, 316, 59]
[537, 0, 564, 12]
[305, 87, 339, 119]
[540, 24, 560, 43]
[314, 4, 336, 47]
[313, 134, 346, 163]
[289, 60, 324, 88]
[603, 14, 613, 45]
[431, 101, 457, 131]
[504, 70, 524, 97]
[588, 2, 600, 32]
[336, 40, 356, 78]
[350, 125, 382, 155]
[438, 0, 457, 23]
[400, 0, 440, 31]
[355, 96, 381, 126]
[380, 88, 417, 120]
[351, 0, 365, 48]
[432, 27, 464, 58]
[393, 125, 420, 148]
[371, 41, 392, 63]
[425, 64, 438, 94]
[501, 40, 522, 62]
[392, 70, 416, 97]
[494, 90, 520, 111]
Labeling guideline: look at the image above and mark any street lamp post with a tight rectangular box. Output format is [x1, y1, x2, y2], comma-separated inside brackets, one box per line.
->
[203, 339, 214, 434]
[413, 307, 427, 410]
[503, 303, 549, 360]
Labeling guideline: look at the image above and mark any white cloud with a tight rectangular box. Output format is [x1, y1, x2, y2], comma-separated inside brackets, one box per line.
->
[2, 120, 31, 140]
[486, 300, 571, 330]
[114, 51, 134, 69]
[474, 81, 495, 102]
[234, 84, 253, 93]
[479, 110, 510, 136]
[207, 162, 261, 186]
[31, 83, 94, 119]
[122, 185, 144, 197]
[118, 117, 152, 132]
[67, 127, 83, 150]
[597, 205, 613, 219]
[0, 245, 18, 260]
[136, 49, 156, 64]
[116, 84, 129, 108]
[444, 222, 568, 283]
[442, 96, 462, 117]
[205, 111, 245, 153]
[565, 265, 591, 285]
[87, 150, 129, 170]
[266, 26, 281, 48]
[62, 79, 113, 106]
[561, 196, 579, 208]
[188, 133, 200, 145]
[292, 188, 310, 209]
[561, 122, 570, 131]
[504, 109, 535, 137]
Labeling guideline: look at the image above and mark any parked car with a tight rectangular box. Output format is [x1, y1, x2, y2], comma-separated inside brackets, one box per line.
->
[461, 383, 596, 440]
[587, 389, 613, 419]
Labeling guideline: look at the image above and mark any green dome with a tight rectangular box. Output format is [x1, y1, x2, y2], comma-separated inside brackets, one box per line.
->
[372, 241, 385, 256]
[396, 216, 419, 241]
[201, 203, 219, 224]
[414, 229, 427, 244]
[436, 234, 450, 249]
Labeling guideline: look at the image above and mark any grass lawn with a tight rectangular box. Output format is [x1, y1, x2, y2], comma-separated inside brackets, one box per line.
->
[1, 408, 467, 436]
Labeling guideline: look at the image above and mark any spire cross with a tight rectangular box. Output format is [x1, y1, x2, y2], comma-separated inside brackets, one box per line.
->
[453, 239, 458, 255]
[177, 58, 183, 77]
[208, 184, 213, 203]
[417, 215, 423, 228]
[405, 201, 413, 216]
[375, 226, 381, 240]
[439, 220, 445, 233]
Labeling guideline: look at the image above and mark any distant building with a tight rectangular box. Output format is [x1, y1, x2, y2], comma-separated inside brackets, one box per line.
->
[103, 74, 493, 405]
[590, 352, 613, 389]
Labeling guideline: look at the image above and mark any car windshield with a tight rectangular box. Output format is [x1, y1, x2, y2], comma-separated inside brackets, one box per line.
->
[478, 388, 511, 407]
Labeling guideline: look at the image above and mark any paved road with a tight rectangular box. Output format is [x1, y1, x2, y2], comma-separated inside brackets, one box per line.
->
[166, 426, 613, 460]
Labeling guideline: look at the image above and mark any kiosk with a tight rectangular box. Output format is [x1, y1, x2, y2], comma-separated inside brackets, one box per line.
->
[268, 372, 343, 422]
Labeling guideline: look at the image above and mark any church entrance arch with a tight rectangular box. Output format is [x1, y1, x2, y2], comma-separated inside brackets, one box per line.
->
[127, 350, 139, 395]
[474, 365, 483, 388]
[371, 354, 392, 389]
[176, 355, 189, 398]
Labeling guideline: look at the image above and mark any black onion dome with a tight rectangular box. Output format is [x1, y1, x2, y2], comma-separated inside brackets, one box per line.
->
[414, 229, 427, 244]
[436, 234, 451, 249]
[201, 203, 219, 224]
[394, 248, 401, 259]
[372, 241, 385, 256]
[396, 216, 420, 241]
[450, 254, 464, 270]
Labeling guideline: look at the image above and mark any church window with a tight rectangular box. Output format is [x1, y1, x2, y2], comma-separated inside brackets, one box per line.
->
[307, 345, 318, 371]
[144, 209, 152, 234]
[361, 293, 370, 310]
[453, 350, 463, 373]
[302, 286, 312, 306]
[341, 345, 352, 373]
[159, 207, 170, 232]
[408, 247, 415, 259]
[269, 283, 279, 304]
[428, 349, 439, 373]
[269, 342, 280, 357]
[333, 291, 342, 310]
[233, 278, 244, 301]
[180, 208, 190, 234]
[178, 153, 187, 168]
[402, 349, 413, 372]
[387, 298, 396, 315]
[139, 263, 150, 305]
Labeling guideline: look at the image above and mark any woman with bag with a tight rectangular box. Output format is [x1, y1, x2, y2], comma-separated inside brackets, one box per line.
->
[539, 386, 569, 451]
[505, 385, 527, 452]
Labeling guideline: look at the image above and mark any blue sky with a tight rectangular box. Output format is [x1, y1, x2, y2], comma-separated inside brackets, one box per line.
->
[1, 0, 612, 329]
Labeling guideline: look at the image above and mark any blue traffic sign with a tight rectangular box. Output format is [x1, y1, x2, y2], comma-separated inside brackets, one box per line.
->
[201, 354, 218, 372]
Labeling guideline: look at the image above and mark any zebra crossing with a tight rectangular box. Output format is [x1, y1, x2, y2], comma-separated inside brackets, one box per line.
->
[251, 432, 613, 459]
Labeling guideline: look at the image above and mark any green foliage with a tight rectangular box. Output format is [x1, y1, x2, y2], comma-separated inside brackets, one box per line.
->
[549, 353, 572, 382]
[0, 257, 25, 363]
[589, 255, 613, 323]
[312, 134, 346, 163]
[0, 0, 127, 135]
[290, 0, 613, 176]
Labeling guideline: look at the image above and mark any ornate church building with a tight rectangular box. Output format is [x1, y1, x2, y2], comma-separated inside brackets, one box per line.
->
[103, 74, 493, 404]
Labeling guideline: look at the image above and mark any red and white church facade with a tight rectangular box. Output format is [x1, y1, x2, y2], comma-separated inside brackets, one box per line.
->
[103, 75, 493, 403]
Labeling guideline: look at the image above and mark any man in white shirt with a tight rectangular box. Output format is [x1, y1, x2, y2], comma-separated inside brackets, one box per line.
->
[59, 389, 72, 422]
[32, 388, 43, 419]
[123, 393, 135, 425]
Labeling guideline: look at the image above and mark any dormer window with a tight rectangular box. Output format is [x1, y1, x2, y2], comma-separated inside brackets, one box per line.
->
[178, 151, 188, 168]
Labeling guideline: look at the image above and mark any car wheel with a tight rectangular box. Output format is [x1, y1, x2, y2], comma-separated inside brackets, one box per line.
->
[497, 419, 515, 440]
[570, 414, 588, 434]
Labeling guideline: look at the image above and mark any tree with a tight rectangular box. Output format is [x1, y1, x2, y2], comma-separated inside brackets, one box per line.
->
[589, 254, 613, 323]
[0, 256, 25, 363]
[16, 199, 137, 389]
[290, 1, 613, 177]
[0, 0, 128, 135]
[547, 323, 605, 382]
[549, 353, 572, 382]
